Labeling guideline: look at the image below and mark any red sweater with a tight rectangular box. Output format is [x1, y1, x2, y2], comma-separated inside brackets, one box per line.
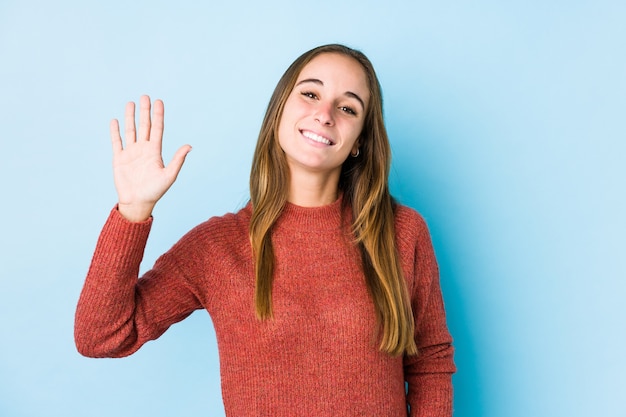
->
[75, 198, 455, 416]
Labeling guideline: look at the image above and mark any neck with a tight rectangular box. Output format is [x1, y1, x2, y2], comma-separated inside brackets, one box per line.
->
[287, 168, 340, 207]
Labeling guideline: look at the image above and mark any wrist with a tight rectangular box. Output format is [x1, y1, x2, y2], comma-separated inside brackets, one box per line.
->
[117, 202, 154, 222]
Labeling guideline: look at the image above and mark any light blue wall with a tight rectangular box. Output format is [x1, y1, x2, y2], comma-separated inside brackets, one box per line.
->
[1, 1, 624, 416]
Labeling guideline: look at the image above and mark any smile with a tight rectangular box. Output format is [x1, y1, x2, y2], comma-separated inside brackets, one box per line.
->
[301, 130, 334, 146]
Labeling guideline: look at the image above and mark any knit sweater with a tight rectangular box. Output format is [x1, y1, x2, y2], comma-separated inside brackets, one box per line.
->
[75, 197, 456, 416]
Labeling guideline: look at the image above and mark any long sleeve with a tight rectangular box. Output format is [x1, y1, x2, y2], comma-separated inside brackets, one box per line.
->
[75, 200, 455, 416]
[400, 211, 456, 416]
[74, 207, 202, 358]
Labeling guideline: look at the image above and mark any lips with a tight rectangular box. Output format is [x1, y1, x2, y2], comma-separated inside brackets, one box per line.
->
[300, 129, 334, 146]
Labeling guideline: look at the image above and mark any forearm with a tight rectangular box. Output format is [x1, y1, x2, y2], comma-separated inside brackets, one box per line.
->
[406, 372, 454, 417]
[74, 207, 152, 357]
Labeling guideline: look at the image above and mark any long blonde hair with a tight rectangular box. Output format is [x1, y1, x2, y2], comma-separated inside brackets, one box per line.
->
[249, 44, 417, 356]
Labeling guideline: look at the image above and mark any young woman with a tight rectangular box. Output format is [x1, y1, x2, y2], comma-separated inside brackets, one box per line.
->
[75, 44, 456, 416]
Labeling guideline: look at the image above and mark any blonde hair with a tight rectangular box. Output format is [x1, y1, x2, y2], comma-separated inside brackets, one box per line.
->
[249, 44, 416, 356]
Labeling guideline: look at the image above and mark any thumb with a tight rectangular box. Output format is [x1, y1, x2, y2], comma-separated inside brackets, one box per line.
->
[165, 144, 192, 181]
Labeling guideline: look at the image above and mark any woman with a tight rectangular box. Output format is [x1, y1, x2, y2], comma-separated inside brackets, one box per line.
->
[75, 44, 456, 416]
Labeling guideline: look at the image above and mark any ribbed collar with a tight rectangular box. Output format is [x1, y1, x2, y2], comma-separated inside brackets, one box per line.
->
[273, 194, 350, 232]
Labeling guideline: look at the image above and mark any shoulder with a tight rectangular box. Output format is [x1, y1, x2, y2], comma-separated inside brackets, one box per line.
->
[393, 203, 432, 249]
[203, 203, 252, 236]
[172, 203, 252, 255]
[393, 203, 439, 293]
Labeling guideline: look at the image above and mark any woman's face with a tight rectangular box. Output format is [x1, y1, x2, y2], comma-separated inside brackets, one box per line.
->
[277, 53, 369, 179]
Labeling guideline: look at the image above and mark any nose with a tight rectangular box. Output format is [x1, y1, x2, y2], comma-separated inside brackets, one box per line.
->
[314, 102, 334, 126]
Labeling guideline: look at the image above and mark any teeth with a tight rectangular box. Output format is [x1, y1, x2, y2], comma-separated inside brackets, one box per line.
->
[302, 130, 332, 145]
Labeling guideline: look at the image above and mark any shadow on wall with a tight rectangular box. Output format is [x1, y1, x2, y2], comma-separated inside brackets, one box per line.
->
[389, 120, 485, 417]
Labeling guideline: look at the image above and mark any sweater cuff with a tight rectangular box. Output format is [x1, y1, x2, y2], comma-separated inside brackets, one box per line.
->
[408, 373, 453, 417]
[94, 206, 153, 269]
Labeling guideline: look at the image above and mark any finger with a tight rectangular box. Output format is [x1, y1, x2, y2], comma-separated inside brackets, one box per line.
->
[124, 101, 136, 143]
[150, 99, 165, 146]
[165, 144, 192, 181]
[110, 119, 123, 153]
[138, 95, 151, 142]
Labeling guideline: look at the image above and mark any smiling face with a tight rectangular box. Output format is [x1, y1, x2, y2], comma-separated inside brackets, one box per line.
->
[277, 52, 370, 181]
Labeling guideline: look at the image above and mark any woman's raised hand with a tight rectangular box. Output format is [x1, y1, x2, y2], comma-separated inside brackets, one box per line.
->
[110, 95, 191, 222]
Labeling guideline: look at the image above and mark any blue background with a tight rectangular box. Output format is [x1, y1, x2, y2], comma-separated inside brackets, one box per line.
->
[1, 1, 624, 416]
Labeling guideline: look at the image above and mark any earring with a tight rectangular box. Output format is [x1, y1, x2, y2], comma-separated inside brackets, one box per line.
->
[351, 148, 360, 158]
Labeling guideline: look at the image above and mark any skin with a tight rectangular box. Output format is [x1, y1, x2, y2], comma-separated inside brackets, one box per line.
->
[111, 53, 369, 221]
[278, 53, 370, 207]
[110, 96, 191, 222]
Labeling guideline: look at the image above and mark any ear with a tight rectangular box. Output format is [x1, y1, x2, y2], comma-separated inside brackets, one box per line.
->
[350, 142, 361, 158]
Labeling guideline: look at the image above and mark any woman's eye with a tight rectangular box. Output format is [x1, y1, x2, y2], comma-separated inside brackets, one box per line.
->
[301, 91, 317, 99]
[339, 106, 357, 116]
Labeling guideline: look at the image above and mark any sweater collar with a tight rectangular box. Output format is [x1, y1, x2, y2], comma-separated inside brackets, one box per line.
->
[273, 193, 349, 232]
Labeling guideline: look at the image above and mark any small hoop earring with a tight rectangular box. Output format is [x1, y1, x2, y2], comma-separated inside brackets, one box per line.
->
[351, 148, 360, 158]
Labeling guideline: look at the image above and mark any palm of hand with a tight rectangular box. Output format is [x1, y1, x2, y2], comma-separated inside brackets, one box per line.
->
[110, 96, 191, 221]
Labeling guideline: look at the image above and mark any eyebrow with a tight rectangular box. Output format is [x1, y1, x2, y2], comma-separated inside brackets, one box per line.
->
[295, 78, 366, 111]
